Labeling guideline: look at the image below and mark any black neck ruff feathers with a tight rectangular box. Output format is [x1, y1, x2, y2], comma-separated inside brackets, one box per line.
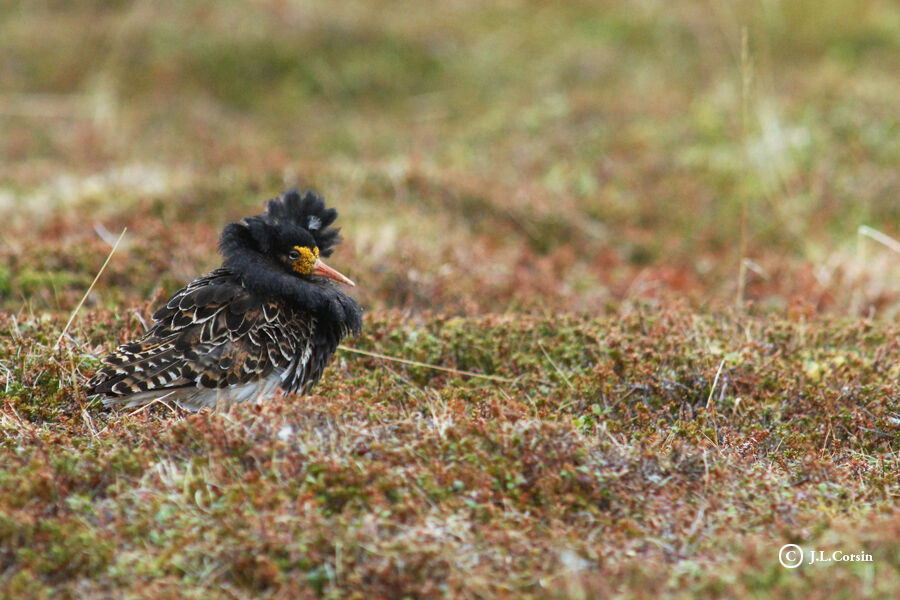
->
[218, 189, 362, 335]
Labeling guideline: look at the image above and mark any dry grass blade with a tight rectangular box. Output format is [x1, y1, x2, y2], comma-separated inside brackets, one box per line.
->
[54, 227, 127, 349]
[706, 358, 726, 410]
[338, 345, 525, 384]
[538, 341, 575, 392]
[858, 225, 900, 254]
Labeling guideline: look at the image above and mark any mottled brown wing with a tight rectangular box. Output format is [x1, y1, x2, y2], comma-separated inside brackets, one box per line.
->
[87, 269, 312, 400]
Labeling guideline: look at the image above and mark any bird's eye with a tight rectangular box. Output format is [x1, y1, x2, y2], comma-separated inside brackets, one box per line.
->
[288, 249, 301, 261]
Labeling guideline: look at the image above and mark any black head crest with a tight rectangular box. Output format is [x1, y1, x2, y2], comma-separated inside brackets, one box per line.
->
[220, 188, 344, 260]
[261, 188, 342, 257]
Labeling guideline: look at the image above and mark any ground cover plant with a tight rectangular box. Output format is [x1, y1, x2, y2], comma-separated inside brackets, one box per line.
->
[2, 1, 899, 597]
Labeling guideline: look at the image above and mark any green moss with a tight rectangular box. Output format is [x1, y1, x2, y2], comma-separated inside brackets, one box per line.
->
[8, 268, 90, 298]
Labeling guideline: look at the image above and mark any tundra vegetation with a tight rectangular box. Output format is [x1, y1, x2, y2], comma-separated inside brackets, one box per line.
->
[1, 1, 898, 598]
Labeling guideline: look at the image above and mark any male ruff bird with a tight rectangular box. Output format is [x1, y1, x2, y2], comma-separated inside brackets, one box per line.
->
[87, 189, 362, 411]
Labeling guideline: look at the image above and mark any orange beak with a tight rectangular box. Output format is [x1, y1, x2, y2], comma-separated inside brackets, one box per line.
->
[312, 259, 355, 286]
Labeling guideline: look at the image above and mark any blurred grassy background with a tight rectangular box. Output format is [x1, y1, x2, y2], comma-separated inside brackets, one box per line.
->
[2, 0, 899, 315]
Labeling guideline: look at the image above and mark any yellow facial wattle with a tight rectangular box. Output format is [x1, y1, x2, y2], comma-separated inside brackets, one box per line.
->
[291, 246, 319, 275]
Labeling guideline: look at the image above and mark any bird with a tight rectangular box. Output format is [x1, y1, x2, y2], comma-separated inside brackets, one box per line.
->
[87, 188, 362, 411]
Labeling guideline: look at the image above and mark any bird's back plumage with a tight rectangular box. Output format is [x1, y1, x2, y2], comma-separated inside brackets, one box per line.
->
[88, 189, 362, 410]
